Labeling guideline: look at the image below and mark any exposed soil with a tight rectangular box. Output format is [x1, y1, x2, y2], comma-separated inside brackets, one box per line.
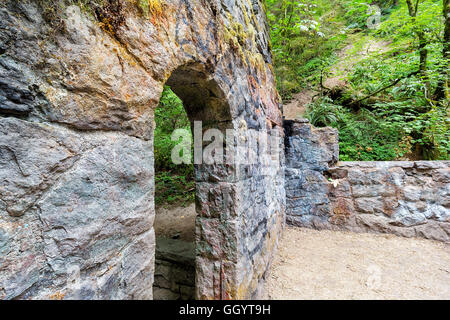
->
[265, 227, 450, 300]
[154, 203, 196, 242]
[155, 205, 450, 300]
[283, 90, 317, 120]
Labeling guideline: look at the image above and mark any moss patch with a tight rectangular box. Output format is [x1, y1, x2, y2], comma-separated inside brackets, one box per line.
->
[137, 0, 165, 18]
[222, 12, 266, 74]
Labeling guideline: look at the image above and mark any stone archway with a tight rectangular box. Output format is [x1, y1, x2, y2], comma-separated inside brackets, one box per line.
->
[153, 62, 235, 300]
[0, 0, 285, 300]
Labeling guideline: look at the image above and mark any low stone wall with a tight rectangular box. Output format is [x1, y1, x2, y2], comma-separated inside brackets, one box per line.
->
[153, 238, 195, 300]
[285, 119, 450, 242]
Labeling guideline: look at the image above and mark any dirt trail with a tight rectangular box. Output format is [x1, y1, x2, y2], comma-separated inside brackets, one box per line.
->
[155, 205, 450, 300]
[265, 227, 450, 300]
[283, 38, 391, 121]
[154, 203, 196, 242]
[283, 90, 317, 120]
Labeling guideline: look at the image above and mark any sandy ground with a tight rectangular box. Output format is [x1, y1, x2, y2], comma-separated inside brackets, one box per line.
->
[265, 227, 450, 300]
[154, 205, 450, 299]
[154, 203, 196, 242]
[283, 90, 316, 120]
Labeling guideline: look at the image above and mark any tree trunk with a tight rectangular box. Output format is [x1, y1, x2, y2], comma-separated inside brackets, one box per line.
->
[406, 0, 430, 97]
[434, 0, 449, 100]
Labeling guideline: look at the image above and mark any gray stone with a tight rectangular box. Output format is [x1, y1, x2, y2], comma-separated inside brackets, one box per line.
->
[284, 121, 450, 243]
[0, 0, 285, 300]
[391, 207, 427, 227]
[354, 197, 384, 214]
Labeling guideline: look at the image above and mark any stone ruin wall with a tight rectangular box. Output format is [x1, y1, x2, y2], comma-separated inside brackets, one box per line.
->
[153, 238, 195, 300]
[0, 0, 285, 300]
[285, 119, 450, 242]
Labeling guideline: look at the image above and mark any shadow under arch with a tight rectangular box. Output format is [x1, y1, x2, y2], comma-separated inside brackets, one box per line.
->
[153, 62, 236, 300]
[166, 62, 232, 125]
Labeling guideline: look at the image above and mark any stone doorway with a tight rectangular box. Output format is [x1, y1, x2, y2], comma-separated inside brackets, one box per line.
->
[152, 63, 233, 300]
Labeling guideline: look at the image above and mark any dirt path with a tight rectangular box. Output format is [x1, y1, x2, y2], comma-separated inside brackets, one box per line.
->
[265, 227, 450, 300]
[154, 203, 196, 242]
[155, 205, 450, 299]
[283, 90, 317, 120]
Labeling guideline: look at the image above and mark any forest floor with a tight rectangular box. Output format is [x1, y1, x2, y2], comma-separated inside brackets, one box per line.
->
[154, 203, 196, 242]
[155, 205, 450, 300]
[265, 227, 450, 300]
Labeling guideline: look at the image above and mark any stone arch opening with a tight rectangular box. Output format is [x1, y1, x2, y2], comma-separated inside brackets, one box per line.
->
[152, 62, 233, 300]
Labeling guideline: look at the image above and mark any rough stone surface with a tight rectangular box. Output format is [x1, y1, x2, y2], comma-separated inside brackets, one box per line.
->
[285, 119, 450, 243]
[0, 0, 285, 300]
[153, 237, 195, 300]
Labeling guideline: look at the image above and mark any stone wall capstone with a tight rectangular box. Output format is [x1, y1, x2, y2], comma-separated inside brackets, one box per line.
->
[0, 0, 285, 300]
[285, 119, 450, 242]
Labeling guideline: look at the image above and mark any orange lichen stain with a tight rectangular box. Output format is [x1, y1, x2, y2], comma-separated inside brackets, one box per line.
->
[98, 19, 115, 36]
[124, 93, 132, 102]
[330, 199, 352, 225]
[247, 75, 260, 100]
[109, 42, 139, 70]
[49, 292, 65, 300]
[134, 0, 168, 26]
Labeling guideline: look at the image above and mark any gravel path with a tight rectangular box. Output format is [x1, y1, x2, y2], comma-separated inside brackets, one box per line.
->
[265, 227, 450, 300]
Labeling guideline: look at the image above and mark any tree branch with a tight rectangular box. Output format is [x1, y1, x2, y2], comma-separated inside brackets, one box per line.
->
[354, 71, 420, 105]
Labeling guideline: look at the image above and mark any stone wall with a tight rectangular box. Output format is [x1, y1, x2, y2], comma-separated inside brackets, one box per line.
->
[153, 238, 195, 300]
[0, 0, 285, 300]
[285, 119, 450, 242]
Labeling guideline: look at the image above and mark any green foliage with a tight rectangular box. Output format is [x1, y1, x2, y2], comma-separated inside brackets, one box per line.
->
[342, 0, 372, 29]
[154, 87, 195, 206]
[154, 87, 191, 171]
[376, 0, 443, 41]
[305, 96, 342, 126]
[266, 0, 347, 100]
[306, 97, 411, 161]
[337, 108, 407, 161]
[343, 0, 449, 159]
[155, 171, 195, 206]
[410, 104, 450, 160]
[268, 0, 449, 161]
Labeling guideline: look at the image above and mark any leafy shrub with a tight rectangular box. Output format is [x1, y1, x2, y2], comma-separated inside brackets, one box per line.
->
[155, 171, 195, 206]
[306, 96, 342, 127]
[342, 0, 372, 29]
[410, 104, 450, 160]
[266, 0, 348, 100]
